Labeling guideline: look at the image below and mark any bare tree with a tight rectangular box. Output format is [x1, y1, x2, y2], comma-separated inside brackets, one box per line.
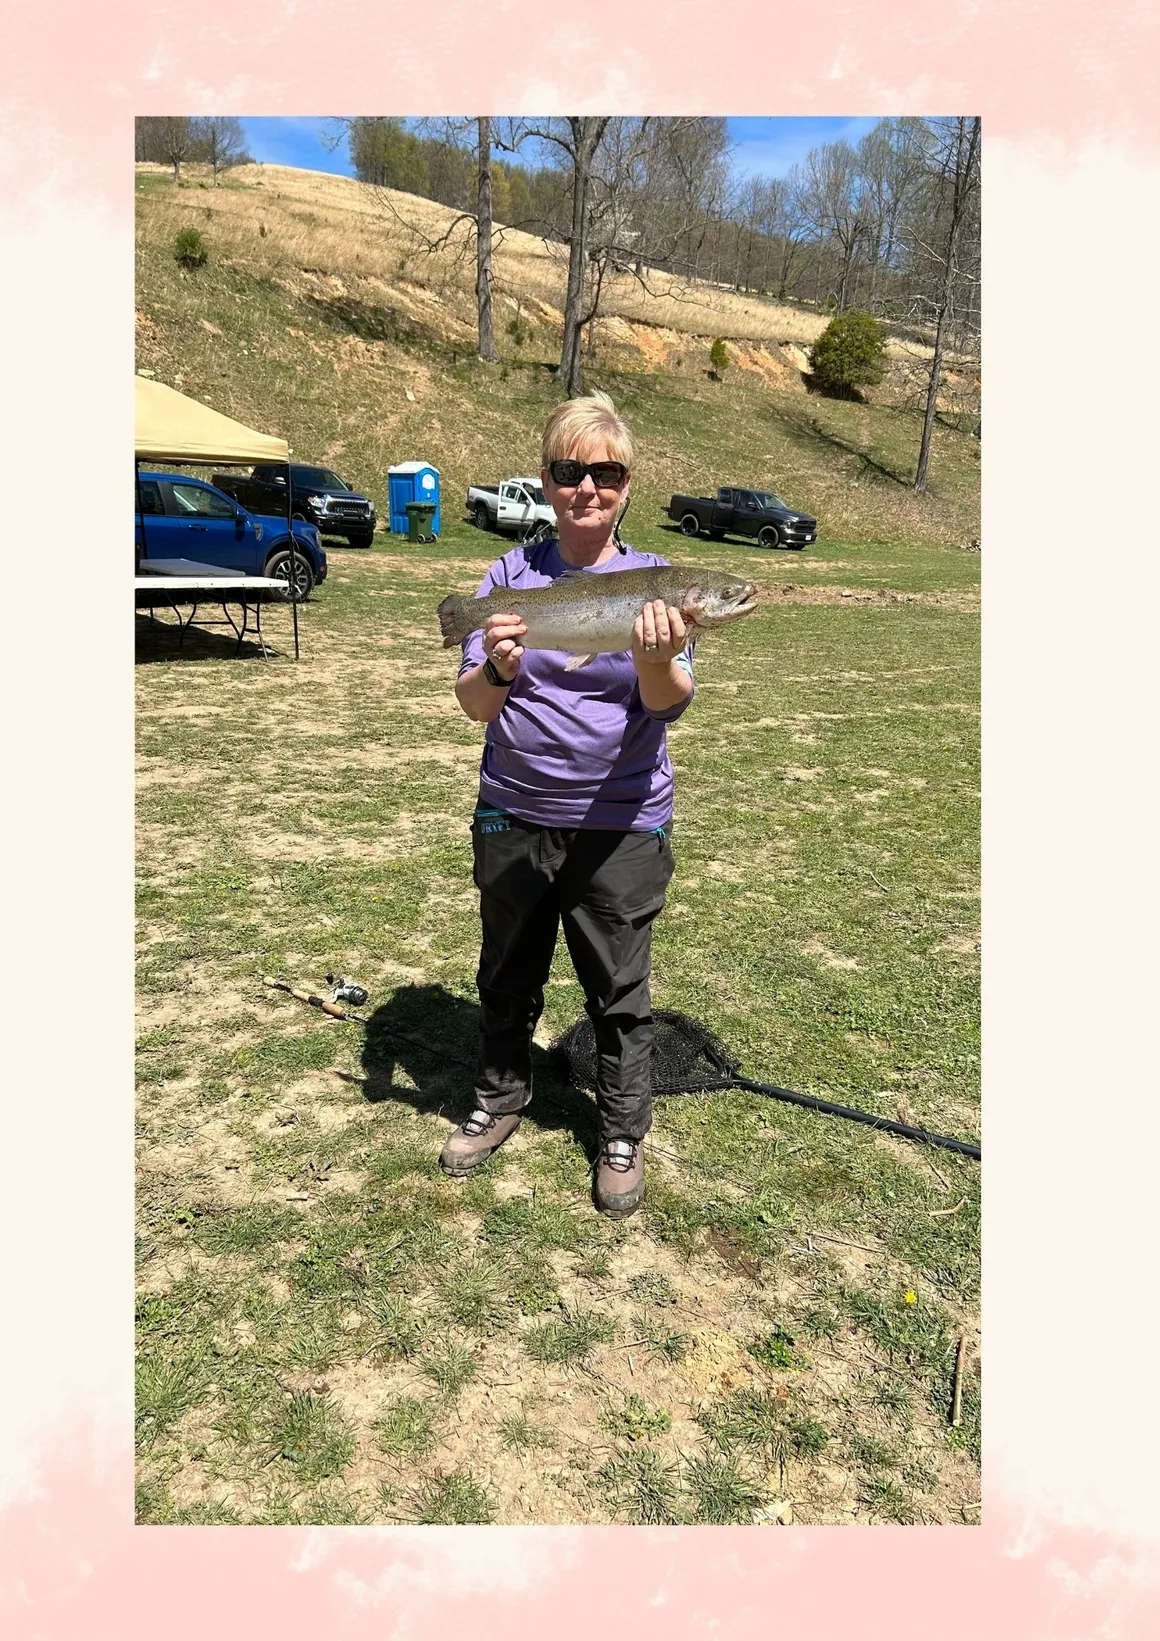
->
[799, 141, 868, 311]
[475, 117, 499, 362]
[912, 117, 981, 490]
[855, 118, 929, 308]
[333, 117, 510, 365]
[191, 116, 250, 184]
[157, 116, 194, 184]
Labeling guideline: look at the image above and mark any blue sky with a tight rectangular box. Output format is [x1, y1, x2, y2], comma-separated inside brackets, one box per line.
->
[237, 116, 889, 181]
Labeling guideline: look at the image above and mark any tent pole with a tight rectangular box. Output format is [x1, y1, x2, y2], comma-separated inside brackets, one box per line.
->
[287, 459, 299, 660]
[135, 459, 147, 567]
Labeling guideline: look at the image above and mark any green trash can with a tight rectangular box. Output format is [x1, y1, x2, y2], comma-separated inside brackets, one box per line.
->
[405, 501, 438, 543]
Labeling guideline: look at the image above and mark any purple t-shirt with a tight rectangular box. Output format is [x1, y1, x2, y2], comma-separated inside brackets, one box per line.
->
[459, 538, 695, 831]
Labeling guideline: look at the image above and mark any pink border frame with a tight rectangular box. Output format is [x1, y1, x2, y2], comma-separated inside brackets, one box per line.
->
[5, 1, 1159, 1633]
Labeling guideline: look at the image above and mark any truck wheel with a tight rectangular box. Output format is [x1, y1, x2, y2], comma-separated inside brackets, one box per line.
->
[474, 502, 492, 531]
[266, 549, 314, 602]
[679, 512, 701, 537]
[346, 528, 375, 549]
[757, 524, 782, 549]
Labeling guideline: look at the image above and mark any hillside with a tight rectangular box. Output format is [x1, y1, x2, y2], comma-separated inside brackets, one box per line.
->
[134, 164, 979, 552]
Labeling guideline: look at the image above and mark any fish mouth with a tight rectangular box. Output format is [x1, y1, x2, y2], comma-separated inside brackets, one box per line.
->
[722, 584, 758, 619]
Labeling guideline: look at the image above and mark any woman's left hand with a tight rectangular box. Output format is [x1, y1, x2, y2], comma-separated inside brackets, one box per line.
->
[632, 600, 688, 669]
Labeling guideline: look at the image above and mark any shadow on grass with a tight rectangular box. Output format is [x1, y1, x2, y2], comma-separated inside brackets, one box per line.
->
[134, 612, 279, 664]
[780, 408, 912, 487]
[351, 982, 602, 1156]
[655, 522, 786, 554]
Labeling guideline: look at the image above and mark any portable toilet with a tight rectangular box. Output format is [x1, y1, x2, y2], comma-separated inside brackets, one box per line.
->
[388, 462, 440, 535]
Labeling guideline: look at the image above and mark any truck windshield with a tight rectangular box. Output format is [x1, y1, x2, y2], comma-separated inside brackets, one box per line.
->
[285, 466, 349, 489]
[293, 467, 349, 490]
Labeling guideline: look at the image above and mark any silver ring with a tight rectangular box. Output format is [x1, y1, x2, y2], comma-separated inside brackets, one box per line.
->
[644, 641, 658, 651]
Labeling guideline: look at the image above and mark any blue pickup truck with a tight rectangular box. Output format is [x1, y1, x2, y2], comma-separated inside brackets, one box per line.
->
[135, 472, 327, 600]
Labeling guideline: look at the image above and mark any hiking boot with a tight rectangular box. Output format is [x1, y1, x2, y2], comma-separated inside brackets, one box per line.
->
[439, 1108, 522, 1177]
[594, 1137, 645, 1219]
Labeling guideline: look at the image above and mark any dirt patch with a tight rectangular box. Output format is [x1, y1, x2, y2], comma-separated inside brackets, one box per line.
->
[756, 585, 979, 612]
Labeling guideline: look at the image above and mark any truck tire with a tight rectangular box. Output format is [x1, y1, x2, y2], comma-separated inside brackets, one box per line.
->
[757, 524, 782, 549]
[265, 548, 314, 601]
[474, 501, 492, 531]
[679, 512, 701, 537]
[346, 528, 375, 549]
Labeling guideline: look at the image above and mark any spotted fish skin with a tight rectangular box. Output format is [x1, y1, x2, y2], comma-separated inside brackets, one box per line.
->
[436, 564, 757, 659]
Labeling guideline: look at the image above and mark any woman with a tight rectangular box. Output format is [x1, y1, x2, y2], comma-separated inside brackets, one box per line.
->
[439, 391, 694, 1219]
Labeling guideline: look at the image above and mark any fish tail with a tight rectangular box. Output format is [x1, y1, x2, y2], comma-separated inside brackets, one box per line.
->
[437, 593, 475, 649]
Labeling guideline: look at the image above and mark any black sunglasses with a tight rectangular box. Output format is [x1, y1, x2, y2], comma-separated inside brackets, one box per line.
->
[547, 459, 629, 489]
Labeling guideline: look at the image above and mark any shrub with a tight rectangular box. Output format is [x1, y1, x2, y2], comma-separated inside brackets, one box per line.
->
[173, 227, 207, 268]
[709, 337, 729, 377]
[807, 309, 886, 396]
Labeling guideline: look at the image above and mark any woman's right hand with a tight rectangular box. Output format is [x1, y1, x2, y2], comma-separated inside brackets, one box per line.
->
[482, 612, 527, 681]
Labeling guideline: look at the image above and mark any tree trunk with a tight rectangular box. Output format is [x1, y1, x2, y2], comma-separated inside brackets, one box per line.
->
[476, 117, 499, 362]
[556, 117, 607, 396]
[913, 281, 950, 492]
[914, 119, 980, 492]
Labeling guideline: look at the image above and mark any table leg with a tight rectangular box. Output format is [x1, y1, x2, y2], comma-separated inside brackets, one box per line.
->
[221, 601, 243, 652]
[252, 601, 269, 660]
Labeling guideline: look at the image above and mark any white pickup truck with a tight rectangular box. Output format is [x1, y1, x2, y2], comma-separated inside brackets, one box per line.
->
[467, 477, 556, 538]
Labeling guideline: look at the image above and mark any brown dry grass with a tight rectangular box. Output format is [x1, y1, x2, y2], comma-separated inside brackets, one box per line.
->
[139, 162, 964, 372]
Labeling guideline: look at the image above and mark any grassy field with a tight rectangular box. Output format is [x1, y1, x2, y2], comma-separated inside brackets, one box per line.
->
[135, 166, 980, 1526]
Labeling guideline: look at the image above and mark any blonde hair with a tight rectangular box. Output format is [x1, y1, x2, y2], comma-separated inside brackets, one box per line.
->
[541, 390, 634, 470]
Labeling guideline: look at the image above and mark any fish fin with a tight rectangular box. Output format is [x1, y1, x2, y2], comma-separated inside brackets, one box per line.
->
[437, 593, 476, 648]
[565, 652, 597, 672]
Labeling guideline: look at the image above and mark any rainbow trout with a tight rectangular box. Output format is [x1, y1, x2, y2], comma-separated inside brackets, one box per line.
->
[437, 563, 757, 670]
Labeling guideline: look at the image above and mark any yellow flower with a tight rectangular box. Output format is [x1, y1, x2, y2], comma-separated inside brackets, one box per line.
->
[904, 1290, 917, 1305]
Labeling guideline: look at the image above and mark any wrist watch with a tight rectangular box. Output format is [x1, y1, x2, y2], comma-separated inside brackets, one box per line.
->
[482, 656, 511, 688]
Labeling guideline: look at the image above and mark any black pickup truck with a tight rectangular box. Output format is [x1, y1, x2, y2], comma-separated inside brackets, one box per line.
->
[667, 486, 817, 550]
[211, 463, 377, 549]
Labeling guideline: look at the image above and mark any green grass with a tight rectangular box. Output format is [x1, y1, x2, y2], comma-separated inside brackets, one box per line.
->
[374, 1396, 438, 1460]
[135, 164, 979, 1525]
[412, 1469, 495, 1525]
[420, 1341, 478, 1397]
[524, 1309, 615, 1366]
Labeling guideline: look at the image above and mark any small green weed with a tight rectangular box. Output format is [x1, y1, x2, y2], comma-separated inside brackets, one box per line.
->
[413, 1469, 495, 1524]
[600, 1395, 671, 1442]
[499, 1412, 555, 1454]
[859, 1472, 920, 1524]
[632, 1312, 691, 1364]
[365, 1295, 424, 1362]
[509, 1264, 561, 1316]
[525, 1309, 614, 1366]
[435, 1262, 512, 1335]
[748, 1326, 810, 1372]
[421, 1341, 478, 1396]
[269, 1392, 354, 1481]
[627, 1271, 678, 1307]
[374, 1396, 438, 1460]
[686, 1454, 766, 1524]
[136, 1351, 207, 1445]
[597, 1446, 682, 1525]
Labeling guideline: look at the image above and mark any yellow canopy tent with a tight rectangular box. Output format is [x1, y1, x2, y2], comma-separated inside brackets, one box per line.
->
[134, 376, 289, 465]
[134, 376, 300, 656]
